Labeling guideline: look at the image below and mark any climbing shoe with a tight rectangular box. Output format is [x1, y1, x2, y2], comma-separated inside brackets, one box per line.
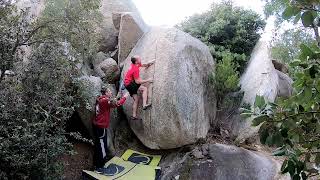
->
[143, 104, 152, 110]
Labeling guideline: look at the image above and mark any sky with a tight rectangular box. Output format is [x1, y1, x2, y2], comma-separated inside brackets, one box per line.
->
[132, 0, 274, 40]
[132, 0, 266, 26]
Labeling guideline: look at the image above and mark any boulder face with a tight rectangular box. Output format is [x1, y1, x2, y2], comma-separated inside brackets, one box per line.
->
[240, 40, 280, 105]
[120, 27, 216, 149]
[117, 13, 148, 64]
[240, 40, 293, 104]
[99, 0, 146, 53]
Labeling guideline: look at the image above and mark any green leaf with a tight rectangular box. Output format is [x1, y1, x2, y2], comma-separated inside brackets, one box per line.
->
[239, 108, 251, 114]
[309, 65, 317, 78]
[282, 6, 300, 20]
[301, 11, 316, 27]
[281, 159, 288, 172]
[266, 135, 273, 146]
[240, 113, 252, 118]
[273, 147, 286, 156]
[292, 134, 300, 143]
[273, 132, 284, 146]
[300, 44, 314, 57]
[254, 95, 265, 109]
[302, 87, 312, 103]
[252, 115, 268, 126]
[290, 59, 301, 67]
[316, 80, 320, 92]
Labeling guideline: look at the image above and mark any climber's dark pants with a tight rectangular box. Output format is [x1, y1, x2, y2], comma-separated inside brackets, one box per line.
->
[93, 125, 111, 168]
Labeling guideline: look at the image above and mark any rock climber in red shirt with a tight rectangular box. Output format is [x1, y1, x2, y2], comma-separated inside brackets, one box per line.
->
[124, 55, 154, 120]
[92, 85, 129, 168]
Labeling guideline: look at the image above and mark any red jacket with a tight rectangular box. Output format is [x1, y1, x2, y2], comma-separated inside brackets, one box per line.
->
[93, 95, 126, 128]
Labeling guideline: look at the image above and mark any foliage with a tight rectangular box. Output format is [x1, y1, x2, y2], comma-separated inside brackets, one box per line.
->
[178, 1, 265, 102]
[36, 0, 102, 62]
[271, 28, 316, 66]
[0, 44, 77, 180]
[210, 51, 240, 103]
[178, 1, 266, 73]
[0, 0, 102, 179]
[243, 1, 320, 179]
[263, 0, 320, 45]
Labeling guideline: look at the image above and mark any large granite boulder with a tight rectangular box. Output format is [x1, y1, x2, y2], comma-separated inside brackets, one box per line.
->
[241, 40, 280, 104]
[234, 40, 294, 143]
[120, 27, 216, 149]
[160, 144, 289, 180]
[99, 0, 146, 53]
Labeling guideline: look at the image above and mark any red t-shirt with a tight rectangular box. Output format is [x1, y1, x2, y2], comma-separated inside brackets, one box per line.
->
[93, 95, 126, 128]
[124, 63, 141, 86]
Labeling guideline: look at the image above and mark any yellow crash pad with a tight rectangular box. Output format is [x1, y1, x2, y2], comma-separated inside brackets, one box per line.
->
[82, 157, 160, 180]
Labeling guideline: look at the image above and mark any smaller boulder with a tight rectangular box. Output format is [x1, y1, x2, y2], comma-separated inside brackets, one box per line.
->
[276, 70, 293, 98]
[94, 58, 120, 84]
[76, 76, 103, 136]
[93, 52, 109, 66]
[206, 144, 285, 180]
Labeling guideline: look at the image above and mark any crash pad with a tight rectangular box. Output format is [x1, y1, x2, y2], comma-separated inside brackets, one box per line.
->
[82, 150, 161, 180]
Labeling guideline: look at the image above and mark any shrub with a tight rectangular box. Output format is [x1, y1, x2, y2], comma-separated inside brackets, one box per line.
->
[210, 51, 240, 104]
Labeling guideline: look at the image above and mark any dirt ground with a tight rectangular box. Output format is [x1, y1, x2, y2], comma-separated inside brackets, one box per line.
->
[61, 143, 94, 180]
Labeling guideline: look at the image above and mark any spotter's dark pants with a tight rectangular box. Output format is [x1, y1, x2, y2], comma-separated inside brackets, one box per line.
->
[93, 125, 111, 168]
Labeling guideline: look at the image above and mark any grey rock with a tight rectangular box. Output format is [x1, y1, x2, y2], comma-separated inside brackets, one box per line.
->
[205, 144, 280, 180]
[192, 148, 204, 159]
[76, 76, 103, 137]
[276, 70, 293, 98]
[117, 13, 148, 64]
[94, 58, 120, 84]
[98, 0, 146, 53]
[120, 27, 216, 149]
[201, 144, 209, 156]
[93, 52, 109, 66]
[240, 40, 280, 105]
